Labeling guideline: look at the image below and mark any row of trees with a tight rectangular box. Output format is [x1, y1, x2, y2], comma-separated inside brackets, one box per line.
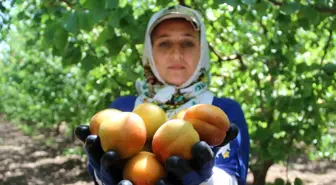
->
[1, 0, 335, 185]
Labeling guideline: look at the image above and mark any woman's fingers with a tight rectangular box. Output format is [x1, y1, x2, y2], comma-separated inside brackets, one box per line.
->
[164, 156, 194, 185]
[75, 125, 91, 143]
[101, 150, 121, 169]
[190, 141, 214, 171]
[166, 156, 194, 177]
[217, 123, 239, 148]
[100, 150, 126, 182]
[85, 135, 104, 165]
[118, 180, 133, 185]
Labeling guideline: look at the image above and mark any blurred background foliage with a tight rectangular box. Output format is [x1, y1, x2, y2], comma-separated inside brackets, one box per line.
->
[0, 0, 335, 185]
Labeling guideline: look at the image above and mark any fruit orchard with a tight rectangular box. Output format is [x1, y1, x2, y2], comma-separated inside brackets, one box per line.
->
[0, 0, 335, 185]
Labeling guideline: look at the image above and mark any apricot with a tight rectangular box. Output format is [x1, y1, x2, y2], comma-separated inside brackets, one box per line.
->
[133, 102, 167, 140]
[89, 108, 121, 135]
[99, 112, 147, 159]
[170, 108, 187, 120]
[152, 119, 200, 164]
[183, 104, 230, 146]
[123, 151, 166, 185]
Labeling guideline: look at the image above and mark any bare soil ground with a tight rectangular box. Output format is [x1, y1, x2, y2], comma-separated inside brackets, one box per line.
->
[0, 117, 93, 185]
[246, 159, 336, 185]
[1, 116, 335, 185]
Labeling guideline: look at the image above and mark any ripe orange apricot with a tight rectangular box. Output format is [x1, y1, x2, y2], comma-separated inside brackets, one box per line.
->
[152, 119, 200, 164]
[170, 108, 187, 120]
[133, 102, 167, 140]
[99, 112, 147, 159]
[123, 151, 166, 185]
[183, 104, 230, 146]
[89, 109, 121, 135]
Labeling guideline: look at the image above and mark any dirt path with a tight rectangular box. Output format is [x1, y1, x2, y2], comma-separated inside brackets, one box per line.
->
[258, 160, 336, 185]
[1, 116, 336, 185]
[0, 117, 93, 185]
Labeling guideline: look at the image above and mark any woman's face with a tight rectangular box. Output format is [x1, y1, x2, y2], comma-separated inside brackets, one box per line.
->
[151, 18, 200, 86]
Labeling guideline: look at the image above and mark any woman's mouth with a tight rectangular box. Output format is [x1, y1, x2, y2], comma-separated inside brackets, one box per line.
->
[168, 65, 185, 70]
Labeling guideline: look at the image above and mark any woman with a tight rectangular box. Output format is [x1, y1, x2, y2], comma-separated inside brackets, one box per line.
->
[76, 5, 250, 185]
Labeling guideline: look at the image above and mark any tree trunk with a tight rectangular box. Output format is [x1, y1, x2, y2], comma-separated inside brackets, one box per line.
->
[178, 0, 186, 6]
[251, 160, 274, 185]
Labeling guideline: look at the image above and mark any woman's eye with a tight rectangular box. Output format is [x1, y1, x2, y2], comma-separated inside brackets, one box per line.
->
[158, 42, 171, 48]
[182, 41, 195, 48]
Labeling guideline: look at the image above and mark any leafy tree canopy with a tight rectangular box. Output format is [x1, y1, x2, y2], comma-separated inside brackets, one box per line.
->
[1, 1, 335, 184]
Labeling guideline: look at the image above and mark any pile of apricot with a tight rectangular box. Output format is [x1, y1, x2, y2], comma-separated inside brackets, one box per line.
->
[87, 102, 230, 185]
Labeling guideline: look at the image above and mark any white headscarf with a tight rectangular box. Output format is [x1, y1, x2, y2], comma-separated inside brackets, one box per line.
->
[135, 5, 214, 118]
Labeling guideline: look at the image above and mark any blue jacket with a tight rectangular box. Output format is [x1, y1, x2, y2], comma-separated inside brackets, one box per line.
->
[108, 95, 250, 185]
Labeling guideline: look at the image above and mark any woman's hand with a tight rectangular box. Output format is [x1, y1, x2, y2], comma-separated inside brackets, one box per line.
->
[155, 124, 239, 185]
[75, 125, 133, 185]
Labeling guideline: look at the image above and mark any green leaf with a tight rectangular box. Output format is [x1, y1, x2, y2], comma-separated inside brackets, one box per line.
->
[331, 19, 336, 30]
[242, 0, 257, 5]
[296, 62, 308, 73]
[254, 2, 269, 15]
[280, 2, 301, 15]
[64, 11, 78, 34]
[108, 12, 121, 27]
[270, 121, 281, 133]
[106, 0, 119, 9]
[79, 0, 87, 5]
[62, 45, 82, 66]
[82, 0, 108, 23]
[303, 82, 313, 98]
[276, 13, 291, 25]
[107, 7, 130, 27]
[96, 27, 116, 45]
[294, 178, 303, 185]
[323, 63, 336, 75]
[213, 0, 241, 8]
[77, 11, 95, 31]
[54, 28, 68, 50]
[81, 54, 102, 71]
[92, 10, 109, 23]
[255, 128, 271, 142]
[299, 6, 320, 25]
[222, 0, 240, 7]
[274, 178, 285, 185]
[106, 36, 125, 57]
[128, 24, 146, 44]
[14, 0, 24, 3]
[82, 0, 105, 9]
[213, 0, 224, 7]
[156, 0, 170, 6]
[43, 21, 58, 43]
[298, 17, 311, 30]
[317, 0, 329, 6]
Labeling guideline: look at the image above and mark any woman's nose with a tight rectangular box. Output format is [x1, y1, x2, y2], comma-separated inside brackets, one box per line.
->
[170, 46, 183, 60]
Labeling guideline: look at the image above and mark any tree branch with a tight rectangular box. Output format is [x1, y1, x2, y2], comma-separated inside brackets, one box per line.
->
[259, 18, 268, 37]
[268, 0, 336, 14]
[268, 0, 282, 6]
[208, 44, 247, 70]
[192, 3, 247, 70]
[255, 76, 266, 115]
[320, 29, 333, 66]
[314, 6, 336, 14]
[132, 44, 142, 65]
